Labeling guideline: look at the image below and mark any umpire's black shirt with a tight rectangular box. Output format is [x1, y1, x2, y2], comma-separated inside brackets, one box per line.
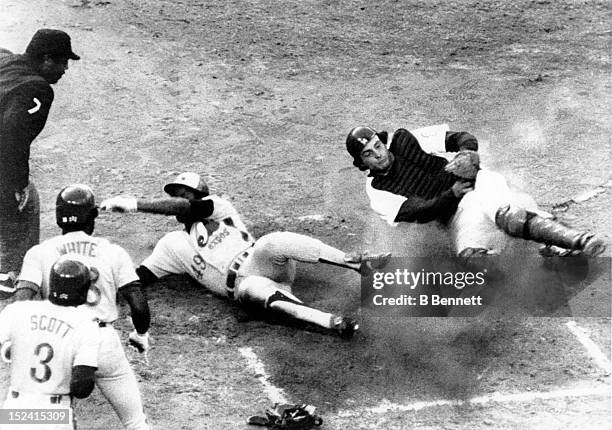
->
[0, 50, 54, 195]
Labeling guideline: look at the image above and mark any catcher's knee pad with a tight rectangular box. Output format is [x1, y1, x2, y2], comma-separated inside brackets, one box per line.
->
[494, 204, 533, 238]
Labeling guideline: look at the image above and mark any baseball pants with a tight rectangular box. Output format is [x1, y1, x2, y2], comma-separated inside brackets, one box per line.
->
[234, 231, 350, 302]
[450, 170, 541, 254]
[95, 326, 149, 430]
[0, 182, 39, 275]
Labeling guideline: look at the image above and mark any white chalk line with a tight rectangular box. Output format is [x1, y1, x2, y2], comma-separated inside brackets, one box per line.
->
[239, 346, 290, 404]
[336, 385, 611, 417]
[565, 321, 612, 375]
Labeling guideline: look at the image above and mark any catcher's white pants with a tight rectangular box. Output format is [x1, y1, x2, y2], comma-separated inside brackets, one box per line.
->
[95, 326, 149, 430]
[1, 392, 73, 430]
[451, 170, 540, 254]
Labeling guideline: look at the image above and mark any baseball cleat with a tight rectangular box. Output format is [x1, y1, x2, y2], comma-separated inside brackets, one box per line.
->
[331, 315, 359, 339]
[0, 272, 17, 300]
[345, 251, 392, 277]
[581, 235, 606, 257]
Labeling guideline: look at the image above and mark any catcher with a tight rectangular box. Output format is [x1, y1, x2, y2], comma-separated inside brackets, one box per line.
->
[100, 172, 391, 338]
[346, 124, 606, 258]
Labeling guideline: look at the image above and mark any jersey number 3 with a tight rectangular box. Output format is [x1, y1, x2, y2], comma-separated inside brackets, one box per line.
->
[30, 343, 54, 383]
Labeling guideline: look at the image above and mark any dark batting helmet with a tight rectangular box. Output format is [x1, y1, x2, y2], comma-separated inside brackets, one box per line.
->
[56, 184, 98, 229]
[345, 126, 388, 170]
[48, 257, 91, 307]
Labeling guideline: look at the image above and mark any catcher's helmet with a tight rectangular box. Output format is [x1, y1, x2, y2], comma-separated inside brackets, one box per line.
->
[163, 172, 209, 198]
[56, 184, 98, 229]
[48, 257, 91, 307]
[346, 126, 387, 170]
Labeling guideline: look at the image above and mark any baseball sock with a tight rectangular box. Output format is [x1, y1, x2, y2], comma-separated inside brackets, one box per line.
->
[268, 301, 334, 329]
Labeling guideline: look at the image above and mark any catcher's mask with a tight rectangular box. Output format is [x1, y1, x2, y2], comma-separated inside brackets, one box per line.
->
[164, 172, 209, 198]
[345, 126, 388, 171]
[56, 184, 98, 229]
[48, 256, 92, 307]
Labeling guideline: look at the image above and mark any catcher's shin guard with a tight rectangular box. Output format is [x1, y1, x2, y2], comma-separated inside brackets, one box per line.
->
[495, 205, 606, 256]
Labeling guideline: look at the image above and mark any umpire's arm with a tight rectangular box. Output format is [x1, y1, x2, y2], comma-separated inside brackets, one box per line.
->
[118, 281, 150, 334]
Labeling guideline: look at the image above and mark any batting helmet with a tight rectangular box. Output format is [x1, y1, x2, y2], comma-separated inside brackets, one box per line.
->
[48, 257, 91, 307]
[56, 184, 98, 229]
[345, 126, 388, 170]
[163, 172, 209, 198]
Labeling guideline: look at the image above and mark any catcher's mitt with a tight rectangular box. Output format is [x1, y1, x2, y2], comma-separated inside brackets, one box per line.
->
[444, 150, 480, 180]
[247, 404, 323, 429]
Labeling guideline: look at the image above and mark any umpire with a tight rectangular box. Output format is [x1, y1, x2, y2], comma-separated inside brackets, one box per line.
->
[0, 29, 80, 296]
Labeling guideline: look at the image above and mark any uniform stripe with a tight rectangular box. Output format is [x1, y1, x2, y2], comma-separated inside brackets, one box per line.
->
[372, 129, 456, 200]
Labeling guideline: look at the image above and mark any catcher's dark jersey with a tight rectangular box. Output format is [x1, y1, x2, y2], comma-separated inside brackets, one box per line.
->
[371, 129, 457, 200]
[367, 127, 478, 224]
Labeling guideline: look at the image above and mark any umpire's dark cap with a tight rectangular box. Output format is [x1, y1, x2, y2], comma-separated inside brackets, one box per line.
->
[26, 29, 80, 60]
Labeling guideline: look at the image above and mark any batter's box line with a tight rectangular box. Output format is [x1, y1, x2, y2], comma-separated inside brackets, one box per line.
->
[239, 346, 290, 405]
[565, 320, 612, 375]
[334, 384, 611, 417]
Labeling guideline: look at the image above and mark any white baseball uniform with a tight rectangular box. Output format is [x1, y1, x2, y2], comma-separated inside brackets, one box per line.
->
[18, 231, 150, 430]
[0, 300, 100, 430]
[142, 195, 356, 306]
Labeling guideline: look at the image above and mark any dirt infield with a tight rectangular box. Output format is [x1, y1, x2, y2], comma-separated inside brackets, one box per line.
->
[1, 0, 610, 429]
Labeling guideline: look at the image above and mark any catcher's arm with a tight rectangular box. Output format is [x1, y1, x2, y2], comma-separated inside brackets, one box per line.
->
[445, 131, 479, 152]
[395, 182, 472, 224]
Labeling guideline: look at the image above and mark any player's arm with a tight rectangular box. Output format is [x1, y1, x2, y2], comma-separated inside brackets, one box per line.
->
[445, 131, 479, 152]
[398, 125, 478, 155]
[70, 365, 97, 398]
[13, 280, 39, 301]
[71, 319, 100, 398]
[101, 196, 214, 218]
[14, 247, 43, 301]
[118, 281, 150, 335]
[119, 281, 152, 354]
[395, 189, 461, 224]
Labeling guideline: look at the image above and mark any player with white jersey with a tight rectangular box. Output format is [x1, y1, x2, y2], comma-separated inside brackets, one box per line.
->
[14, 184, 151, 430]
[101, 172, 391, 338]
[0, 258, 100, 430]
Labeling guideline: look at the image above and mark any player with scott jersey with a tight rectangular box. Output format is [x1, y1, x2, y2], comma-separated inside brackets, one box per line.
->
[101, 172, 391, 338]
[0, 257, 100, 430]
[14, 184, 151, 430]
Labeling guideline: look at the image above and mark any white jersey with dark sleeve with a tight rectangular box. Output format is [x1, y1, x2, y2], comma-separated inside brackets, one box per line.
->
[18, 231, 139, 323]
[0, 301, 100, 395]
[141, 195, 254, 296]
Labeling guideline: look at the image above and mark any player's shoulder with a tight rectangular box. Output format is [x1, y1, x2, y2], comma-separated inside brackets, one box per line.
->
[1, 299, 42, 315]
[9, 73, 54, 103]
